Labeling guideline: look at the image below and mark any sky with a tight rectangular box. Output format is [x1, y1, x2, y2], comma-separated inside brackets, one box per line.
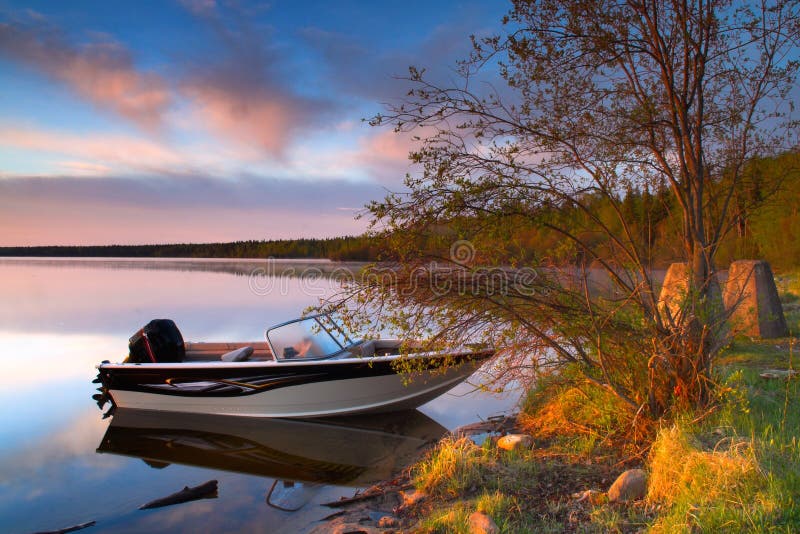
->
[0, 0, 508, 246]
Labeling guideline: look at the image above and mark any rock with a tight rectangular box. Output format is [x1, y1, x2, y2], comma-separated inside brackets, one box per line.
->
[572, 489, 607, 505]
[377, 515, 398, 528]
[496, 433, 533, 451]
[399, 489, 426, 508]
[607, 469, 647, 503]
[724, 260, 788, 338]
[468, 511, 499, 534]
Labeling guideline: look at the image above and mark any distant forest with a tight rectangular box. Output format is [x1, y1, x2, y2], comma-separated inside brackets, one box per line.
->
[370, 151, 800, 272]
[502, 150, 800, 271]
[0, 236, 379, 261]
[2, 152, 797, 269]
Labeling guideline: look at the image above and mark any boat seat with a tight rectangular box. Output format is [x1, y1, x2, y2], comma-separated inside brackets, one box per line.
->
[220, 346, 254, 362]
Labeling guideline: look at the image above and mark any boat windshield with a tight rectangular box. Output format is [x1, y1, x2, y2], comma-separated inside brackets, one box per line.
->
[266, 316, 346, 361]
[315, 312, 353, 347]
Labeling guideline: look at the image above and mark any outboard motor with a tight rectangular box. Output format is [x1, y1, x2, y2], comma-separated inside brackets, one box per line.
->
[127, 319, 185, 363]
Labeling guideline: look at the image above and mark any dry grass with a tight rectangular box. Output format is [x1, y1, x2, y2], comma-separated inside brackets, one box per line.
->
[520, 379, 644, 457]
[647, 425, 762, 505]
[588, 417, 781, 533]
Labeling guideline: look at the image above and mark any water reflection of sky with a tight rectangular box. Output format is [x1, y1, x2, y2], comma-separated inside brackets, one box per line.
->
[0, 260, 337, 338]
[0, 259, 519, 533]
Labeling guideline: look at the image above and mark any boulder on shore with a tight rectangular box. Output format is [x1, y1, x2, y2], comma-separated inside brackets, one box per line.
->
[468, 511, 499, 534]
[377, 515, 399, 528]
[496, 434, 533, 451]
[399, 489, 426, 508]
[607, 469, 647, 503]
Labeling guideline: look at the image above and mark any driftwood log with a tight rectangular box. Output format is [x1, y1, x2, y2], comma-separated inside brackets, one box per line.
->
[450, 414, 518, 437]
[139, 479, 218, 510]
[321, 482, 413, 508]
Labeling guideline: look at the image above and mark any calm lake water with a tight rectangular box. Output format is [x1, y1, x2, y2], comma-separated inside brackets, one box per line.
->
[0, 258, 519, 534]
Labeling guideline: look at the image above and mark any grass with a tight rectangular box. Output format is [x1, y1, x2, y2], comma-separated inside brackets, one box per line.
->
[416, 490, 528, 534]
[408, 341, 800, 533]
[409, 436, 616, 532]
[412, 437, 499, 498]
[410, 437, 540, 532]
[638, 335, 800, 532]
[646, 423, 769, 531]
[403, 269, 800, 532]
[518, 367, 640, 458]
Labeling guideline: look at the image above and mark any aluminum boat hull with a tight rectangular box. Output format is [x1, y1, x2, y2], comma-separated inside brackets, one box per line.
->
[97, 352, 489, 418]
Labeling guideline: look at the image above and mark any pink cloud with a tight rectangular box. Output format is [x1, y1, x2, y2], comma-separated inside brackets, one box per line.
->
[0, 125, 186, 173]
[182, 81, 320, 156]
[352, 128, 419, 185]
[364, 128, 416, 162]
[0, 11, 333, 158]
[0, 21, 171, 130]
[174, 2, 335, 157]
[285, 127, 418, 185]
[57, 161, 114, 175]
[0, 196, 368, 246]
[0, 175, 379, 246]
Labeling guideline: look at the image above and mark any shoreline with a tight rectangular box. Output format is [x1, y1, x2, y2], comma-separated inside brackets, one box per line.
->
[309, 415, 524, 533]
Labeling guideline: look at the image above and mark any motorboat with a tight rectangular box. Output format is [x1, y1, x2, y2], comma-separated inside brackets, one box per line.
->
[97, 408, 448, 487]
[95, 313, 492, 418]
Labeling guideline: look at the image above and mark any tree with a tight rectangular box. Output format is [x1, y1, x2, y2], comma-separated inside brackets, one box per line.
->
[333, 0, 800, 434]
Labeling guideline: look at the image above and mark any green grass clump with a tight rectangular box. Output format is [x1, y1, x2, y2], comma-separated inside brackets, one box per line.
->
[416, 490, 526, 533]
[643, 338, 800, 532]
[412, 436, 539, 498]
[646, 424, 769, 532]
[410, 437, 591, 532]
[411, 438, 529, 532]
[412, 437, 495, 497]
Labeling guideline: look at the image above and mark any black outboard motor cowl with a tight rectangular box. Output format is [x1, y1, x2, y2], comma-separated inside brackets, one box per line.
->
[127, 319, 185, 363]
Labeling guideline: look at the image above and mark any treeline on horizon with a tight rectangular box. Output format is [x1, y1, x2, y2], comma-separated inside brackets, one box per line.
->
[391, 150, 800, 272]
[515, 151, 799, 271]
[2, 152, 797, 270]
[0, 236, 379, 262]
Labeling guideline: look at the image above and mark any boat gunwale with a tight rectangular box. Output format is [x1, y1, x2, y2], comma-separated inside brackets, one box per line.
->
[97, 349, 493, 370]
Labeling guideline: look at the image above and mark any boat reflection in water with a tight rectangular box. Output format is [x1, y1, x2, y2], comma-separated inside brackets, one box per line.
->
[97, 409, 447, 490]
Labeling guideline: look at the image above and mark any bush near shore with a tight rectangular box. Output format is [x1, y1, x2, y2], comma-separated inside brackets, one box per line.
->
[402, 272, 800, 532]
